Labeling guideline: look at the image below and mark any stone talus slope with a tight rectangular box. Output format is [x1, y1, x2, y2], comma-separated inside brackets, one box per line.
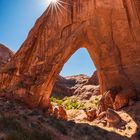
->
[0, 0, 140, 110]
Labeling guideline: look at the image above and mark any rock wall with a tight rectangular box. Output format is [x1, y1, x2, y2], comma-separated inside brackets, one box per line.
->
[0, 0, 140, 110]
[52, 74, 99, 99]
[88, 71, 99, 85]
[0, 44, 13, 68]
[52, 75, 75, 98]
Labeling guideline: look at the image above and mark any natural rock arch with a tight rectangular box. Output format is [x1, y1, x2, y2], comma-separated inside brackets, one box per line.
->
[0, 0, 140, 110]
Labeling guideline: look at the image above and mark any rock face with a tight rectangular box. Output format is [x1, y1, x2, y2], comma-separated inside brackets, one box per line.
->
[0, 44, 13, 69]
[52, 74, 100, 100]
[0, 0, 140, 110]
[88, 71, 99, 85]
[52, 75, 76, 98]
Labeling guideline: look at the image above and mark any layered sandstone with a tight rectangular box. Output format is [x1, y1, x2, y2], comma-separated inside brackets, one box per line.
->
[52, 75, 76, 98]
[88, 71, 99, 85]
[52, 74, 100, 99]
[0, 0, 140, 110]
[0, 44, 13, 69]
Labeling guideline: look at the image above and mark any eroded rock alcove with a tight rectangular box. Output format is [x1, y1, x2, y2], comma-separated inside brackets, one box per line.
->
[0, 0, 140, 110]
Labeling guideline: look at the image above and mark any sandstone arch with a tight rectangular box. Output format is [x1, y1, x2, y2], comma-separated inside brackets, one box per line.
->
[0, 0, 140, 110]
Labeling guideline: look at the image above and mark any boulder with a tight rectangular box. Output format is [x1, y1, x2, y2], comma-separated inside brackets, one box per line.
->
[84, 109, 97, 121]
[106, 108, 122, 127]
[113, 89, 137, 110]
[57, 106, 67, 121]
[48, 105, 67, 120]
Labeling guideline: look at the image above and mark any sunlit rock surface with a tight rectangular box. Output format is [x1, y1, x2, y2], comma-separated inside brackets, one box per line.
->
[0, 0, 140, 110]
[52, 74, 100, 100]
[0, 44, 13, 69]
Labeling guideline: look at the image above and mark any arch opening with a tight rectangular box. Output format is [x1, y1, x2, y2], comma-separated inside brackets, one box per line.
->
[60, 48, 96, 77]
[49, 48, 101, 121]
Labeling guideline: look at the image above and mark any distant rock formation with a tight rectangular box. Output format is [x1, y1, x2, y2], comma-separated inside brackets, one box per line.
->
[88, 71, 99, 85]
[0, 44, 13, 69]
[52, 75, 76, 98]
[52, 74, 100, 99]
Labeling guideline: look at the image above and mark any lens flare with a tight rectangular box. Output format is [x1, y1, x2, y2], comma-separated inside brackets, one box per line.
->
[47, 0, 70, 16]
[48, 0, 58, 4]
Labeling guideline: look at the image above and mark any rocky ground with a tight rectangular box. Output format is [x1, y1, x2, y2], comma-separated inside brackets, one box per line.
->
[50, 93, 140, 140]
[0, 44, 140, 140]
[67, 101, 140, 139]
[0, 94, 139, 140]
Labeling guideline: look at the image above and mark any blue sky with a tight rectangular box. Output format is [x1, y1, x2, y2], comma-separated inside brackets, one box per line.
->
[0, 0, 96, 76]
[60, 48, 95, 76]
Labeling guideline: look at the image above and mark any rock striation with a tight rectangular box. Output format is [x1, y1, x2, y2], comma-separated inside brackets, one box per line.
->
[0, 0, 140, 110]
[52, 74, 100, 99]
[0, 44, 13, 69]
[88, 71, 99, 85]
[52, 75, 76, 98]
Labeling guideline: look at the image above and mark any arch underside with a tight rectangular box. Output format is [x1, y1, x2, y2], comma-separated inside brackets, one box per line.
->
[0, 0, 140, 110]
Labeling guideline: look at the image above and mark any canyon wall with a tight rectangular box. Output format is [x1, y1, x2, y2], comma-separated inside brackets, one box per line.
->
[0, 44, 13, 68]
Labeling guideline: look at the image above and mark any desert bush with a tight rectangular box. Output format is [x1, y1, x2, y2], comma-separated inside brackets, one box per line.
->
[50, 96, 57, 102]
[50, 95, 101, 111]
[50, 96, 85, 110]
[50, 96, 63, 105]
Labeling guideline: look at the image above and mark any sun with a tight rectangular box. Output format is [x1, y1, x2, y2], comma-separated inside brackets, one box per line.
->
[48, 0, 58, 4]
[46, 0, 69, 16]
[51, 0, 58, 3]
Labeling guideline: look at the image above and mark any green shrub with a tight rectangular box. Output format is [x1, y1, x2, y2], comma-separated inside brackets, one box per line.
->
[62, 96, 69, 101]
[50, 96, 57, 102]
[50, 96, 84, 110]
[50, 95, 101, 110]
[50, 96, 63, 105]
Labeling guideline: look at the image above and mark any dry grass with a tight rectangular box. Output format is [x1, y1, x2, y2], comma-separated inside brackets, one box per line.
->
[0, 115, 52, 140]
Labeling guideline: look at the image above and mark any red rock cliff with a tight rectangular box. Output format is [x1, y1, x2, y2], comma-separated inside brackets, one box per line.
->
[0, 44, 13, 68]
[0, 0, 140, 110]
